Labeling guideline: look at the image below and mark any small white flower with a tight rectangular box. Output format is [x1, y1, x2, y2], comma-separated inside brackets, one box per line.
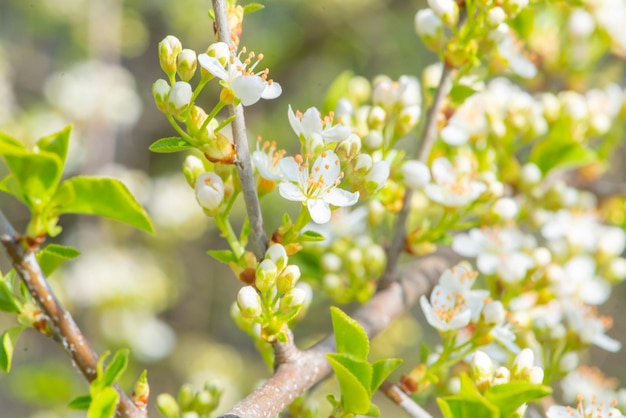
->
[194, 172, 225, 211]
[401, 160, 431, 189]
[415, 8, 443, 38]
[252, 139, 285, 181]
[288, 105, 351, 154]
[198, 47, 282, 106]
[492, 197, 519, 220]
[278, 151, 359, 224]
[568, 9, 596, 38]
[425, 157, 487, 207]
[547, 402, 623, 418]
[420, 284, 473, 332]
[441, 94, 488, 146]
[564, 303, 621, 352]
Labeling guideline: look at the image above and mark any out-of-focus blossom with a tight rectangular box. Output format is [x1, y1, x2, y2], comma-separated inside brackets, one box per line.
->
[424, 156, 487, 207]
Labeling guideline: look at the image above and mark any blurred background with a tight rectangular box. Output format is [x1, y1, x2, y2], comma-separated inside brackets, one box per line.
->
[0, 0, 624, 417]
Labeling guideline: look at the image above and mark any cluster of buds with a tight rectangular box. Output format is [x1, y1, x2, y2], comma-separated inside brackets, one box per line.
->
[234, 244, 311, 342]
[318, 235, 387, 304]
[183, 155, 234, 216]
[157, 381, 223, 418]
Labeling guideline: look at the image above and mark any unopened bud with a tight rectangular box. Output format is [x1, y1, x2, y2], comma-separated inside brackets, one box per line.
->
[201, 132, 236, 164]
[177, 383, 195, 410]
[428, 0, 459, 26]
[396, 105, 421, 136]
[527, 366, 544, 384]
[415, 8, 443, 43]
[255, 259, 278, 292]
[279, 287, 306, 316]
[368, 106, 386, 130]
[195, 172, 225, 212]
[152, 79, 170, 113]
[492, 197, 519, 220]
[183, 155, 205, 187]
[132, 370, 150, 410]
[167, 81, 193, 114]
[402, 160, 431, 189]
[157, 393, 180, 418]
[177, 49, 197, 81]
[511, 348, 535, 378]
[348, 76, 372, 104]
[277, 265, 301, 294]
[471, 350, 494, 390]
[353, 153, 373, 175]
[335, 133, 362, 159]
[265, 243, 288, 271]
[159, 35, 182, 77]
[237, 286, 262, 318]
[492, 366, 510, 386]
[366, 160, 390, 192]
[558, 352, 579, 373]
[487, 7, 506, 27]
[482, 301, 505, 326]
[521, 163, 542, 185]
[364, 244, 386, 277]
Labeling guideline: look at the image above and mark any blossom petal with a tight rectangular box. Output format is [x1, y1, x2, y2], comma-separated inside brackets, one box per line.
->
[279, 157, 302, 182]
[288, 105, 303, 137]
[279, 182, 306, 202]
[312, 151, 341, 184]
[300, 107, 323, 139]
[323, 124, 351, 142]
[231, 75, 266, 106]
[324, 188, 359, 207]
[307, 198, 331, 224]
[441, 124, 469, 146]
[197, 54, 229, 81]
[261, 82, 282, 100]
[593, 333, 622, 353]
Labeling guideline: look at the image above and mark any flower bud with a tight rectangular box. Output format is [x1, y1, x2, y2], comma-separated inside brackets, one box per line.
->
[364, 244, 386, 277]
[347, 76, 372, 104]
[396, 105, 422, 136]
[608, 258, 626, 282]
[427, 0, 459, 26]
[177, 383, 195, 410]
[265, 243, 288, 271]
[322, 253, 342, 272]
[527, 366, 544, 384]
[152, 79, 170, 113]
[335, 133, 362, 160]
[568, 9, 595, 38]
[167, 81, 193, 115]
[492, 197, 519, 220]
[195, 172, 225, 212]
[157, 393, 181, 418]
[176, 49, 197, 82]
[511, 348, 534, 378]
[255, 259, 278, 293]
[279, 287, 306, 316]
[492, 366, 510, 385]
[415, 8, 443, 41]
[401, 160, 431, 189]
[532, 247, 552, 267]
[183, 155, 206, 187]
[482, 301, 505, 326]
[159, 35, 182, 77]
[471, 351, 494, 390]
[277, 265, 301, 294]
[368, 106, 387, 130]
[521, 163, 542, 185]
[558, 352, 579, 373]
[365, 160, 390, 192]
[201, 132, 237, 164]
[353, 153, 373, 175]
[132, 370, 150, 410]
[487, 7, 506, 28]
[237, 286, 262, 318]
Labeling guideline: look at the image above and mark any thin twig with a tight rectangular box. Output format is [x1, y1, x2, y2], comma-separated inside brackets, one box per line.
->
[382, 64, 453, 284]
[379, 381, 434, 418]
[212, 0, 268, 259]
[0, 211, 146, 418]
[218, 250, 456, 418]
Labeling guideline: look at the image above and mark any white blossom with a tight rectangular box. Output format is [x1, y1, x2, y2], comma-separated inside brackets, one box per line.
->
[424, 157, 487, 207]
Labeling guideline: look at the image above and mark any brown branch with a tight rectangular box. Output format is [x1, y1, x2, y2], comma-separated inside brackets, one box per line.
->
[212, 0, 268, 259]
[379, 381, 433, 418]
[0, 211, 146, 418]
[382, 64, 454, 284]
[218, 250, 456, 417]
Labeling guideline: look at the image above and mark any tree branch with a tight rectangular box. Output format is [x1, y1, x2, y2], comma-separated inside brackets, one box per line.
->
[379, 381, 434, 418]
[218, 250, 456, 417]
[212, 0, 268, 259]
[383, 64, 453, 284]
[0, 211, 146, 418]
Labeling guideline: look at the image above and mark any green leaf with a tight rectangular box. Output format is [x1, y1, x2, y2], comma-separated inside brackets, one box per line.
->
[485, 381, 552, 417]
[101, 348, 129, 387]
[530, 138, 597, 174]
[371, 358, 402, 393]
[326, 354, 371, 414]
[68, 394, 92, 410]
[0, 131, 26, 152]
[299, 230, 325, 242]
[0, 174, 25, 203]
[51, 176, 153, 233]
[449, 84, 477, 105]
[88, 387, 118, 418]
[437, 396, 498, 418]
[366, 403, 381, 417]
[0, 280, 20, 313]
[323, 70, 354, 114]
[148, 137, 193, 153]
[327, 353, 372, 392]
[2, 149, 62, 208]
[36, 126, 71, 166]
[207, 249, 236, 264]
[37, 244, 80, 276]
[243, 2, 265, 14]
[330, 306, 369, 361]
[458, 373, 483, 400]
[0, 326, 24, 372]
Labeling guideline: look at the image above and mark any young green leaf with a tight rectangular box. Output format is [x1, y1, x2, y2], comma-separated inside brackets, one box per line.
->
[327, 353, 373, 392]
[326, 354, 372, 415]
[370, 358, 402, 393]
[51, 176, 153, 233]
[2, 149, 63, 208]
[36, 244, 81, 276]
[299, 230, 325, 242]
[243, 2, 265, 14]
[0, 131, 26, 152]
[68, 394, 92, 410]
[0, 326, 24, 372]
[437, 396, 498, 418]
[148, 137, 193, 153]
[207, 249, 236, 264]
[484, 381, 552, 417]
[88, 387, 119, 418]
[36, 126, 71, 166]
[330, 306, 369, 361]
[0, 281, 21, 313]
[449, 84, 477, 105]
[0, 174, 25, 204]
[101, 348, 129, 388]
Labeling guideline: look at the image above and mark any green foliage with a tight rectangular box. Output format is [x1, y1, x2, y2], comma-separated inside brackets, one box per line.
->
[0, 275, 21, 313]
[0, 126, 153, 238]
[149, 137, 194, 153]
[36, 244, 80, 276]
[326, 307, 402, 417]
[0, 326, 25, 372]
[437, 374, 552, 418]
